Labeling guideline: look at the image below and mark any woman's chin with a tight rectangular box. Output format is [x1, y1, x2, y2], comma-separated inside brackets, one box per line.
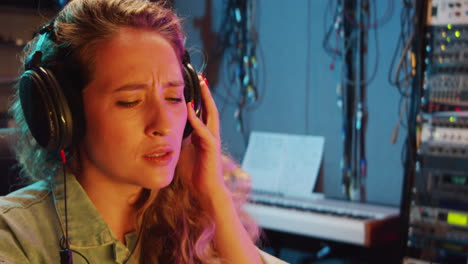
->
[139, 174, 174, 190]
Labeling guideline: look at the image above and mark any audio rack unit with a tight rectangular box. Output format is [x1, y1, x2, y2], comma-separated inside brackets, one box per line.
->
[404, 0, 468, 263]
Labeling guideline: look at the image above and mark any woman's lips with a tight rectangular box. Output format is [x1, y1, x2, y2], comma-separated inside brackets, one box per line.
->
[143, 151, 173, 166]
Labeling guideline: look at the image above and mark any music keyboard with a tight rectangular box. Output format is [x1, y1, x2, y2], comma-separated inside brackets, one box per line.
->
[244, 193, 400, 247]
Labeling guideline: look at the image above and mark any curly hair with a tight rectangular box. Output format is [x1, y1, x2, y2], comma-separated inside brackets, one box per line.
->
[9, 0, 260, 262]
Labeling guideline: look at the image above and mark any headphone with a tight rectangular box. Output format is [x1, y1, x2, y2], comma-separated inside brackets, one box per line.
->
[18, 21, 202, 153]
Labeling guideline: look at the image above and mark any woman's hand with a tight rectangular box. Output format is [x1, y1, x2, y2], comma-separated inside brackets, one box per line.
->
[180, 75, 263, 264]
[181, 75, 227, 197]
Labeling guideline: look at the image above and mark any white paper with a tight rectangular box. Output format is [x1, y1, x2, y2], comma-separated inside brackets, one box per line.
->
[241, 131, 325, 198]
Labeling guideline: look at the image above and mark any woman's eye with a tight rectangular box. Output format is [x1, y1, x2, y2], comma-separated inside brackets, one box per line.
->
[167, 97, 183, 103]
[117, 100, 140, 108]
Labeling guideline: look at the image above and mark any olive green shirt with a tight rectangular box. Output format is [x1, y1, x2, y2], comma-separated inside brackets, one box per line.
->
[0, 173, 287, 263]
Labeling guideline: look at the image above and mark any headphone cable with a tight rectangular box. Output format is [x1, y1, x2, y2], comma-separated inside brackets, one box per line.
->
[59, 150, 73, 264]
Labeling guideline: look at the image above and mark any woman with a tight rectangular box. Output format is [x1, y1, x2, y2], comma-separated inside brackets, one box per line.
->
[0, 0, 287, 263]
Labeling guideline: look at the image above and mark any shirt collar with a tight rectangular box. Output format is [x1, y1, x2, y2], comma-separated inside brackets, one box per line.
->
[51, 171, 115, 247]
[50, 171, 141, 262]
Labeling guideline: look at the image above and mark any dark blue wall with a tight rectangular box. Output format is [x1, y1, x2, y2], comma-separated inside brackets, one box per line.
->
[175, 0, 405, 207]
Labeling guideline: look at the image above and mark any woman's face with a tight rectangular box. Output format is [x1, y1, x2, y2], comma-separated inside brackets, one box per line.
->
[79, 27, 187, 190]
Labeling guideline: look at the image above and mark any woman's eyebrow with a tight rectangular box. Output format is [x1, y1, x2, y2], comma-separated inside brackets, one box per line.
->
[113, 83, 149, 92]
[113, 79, 185, 92]
[163, 80, 185, 88]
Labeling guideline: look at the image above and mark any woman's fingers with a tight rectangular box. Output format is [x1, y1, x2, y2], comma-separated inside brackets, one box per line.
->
[185, 74, 221, 150]
[198, 75, 220, 138]
[186, 102, 220, 150]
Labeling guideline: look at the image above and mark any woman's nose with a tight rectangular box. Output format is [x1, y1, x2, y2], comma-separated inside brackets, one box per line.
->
[145, 102, 172, 136]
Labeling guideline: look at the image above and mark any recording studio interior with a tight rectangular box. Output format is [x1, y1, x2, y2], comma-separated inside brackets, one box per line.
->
[0, 0, 467, 263]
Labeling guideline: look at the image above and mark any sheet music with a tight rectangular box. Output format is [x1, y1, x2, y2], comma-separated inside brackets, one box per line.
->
[241, 131, 325, 199]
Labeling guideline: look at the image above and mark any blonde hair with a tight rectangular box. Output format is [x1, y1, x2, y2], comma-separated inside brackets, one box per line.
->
[135, 153, 261, 263]
[10, 0, 260, 262]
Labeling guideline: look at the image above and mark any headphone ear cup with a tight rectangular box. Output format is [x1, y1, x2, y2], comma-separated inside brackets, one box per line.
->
[19, 67, 73, 151]
[182, 62, 202, 138]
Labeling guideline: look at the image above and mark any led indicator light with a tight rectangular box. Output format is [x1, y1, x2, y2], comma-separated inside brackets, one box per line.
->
[447, 212, 468, 226]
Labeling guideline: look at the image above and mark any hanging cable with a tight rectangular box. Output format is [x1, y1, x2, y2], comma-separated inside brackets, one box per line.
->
[215, 0, 260, 147]
[388, 1, 415, 146]
[322, 0, 393, 200]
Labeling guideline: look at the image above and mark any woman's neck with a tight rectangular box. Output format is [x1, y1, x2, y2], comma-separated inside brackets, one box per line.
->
[76, 172, 143, 244]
